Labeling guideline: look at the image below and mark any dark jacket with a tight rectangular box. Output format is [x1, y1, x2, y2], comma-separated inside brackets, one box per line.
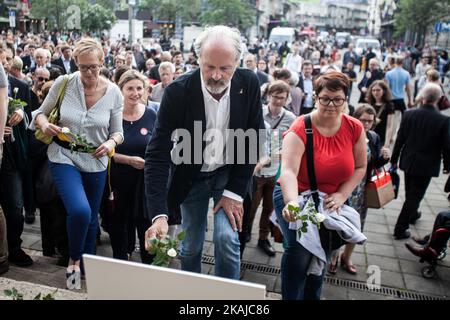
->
[366, 130, 389, 182]
[144, 68, 264, 220]
[51, 57, 78, 75]
[8, 75, 33, 122]
[357, 69, 384, 103]
[391, 104, 450, 177]
[256, 70, 268, 86]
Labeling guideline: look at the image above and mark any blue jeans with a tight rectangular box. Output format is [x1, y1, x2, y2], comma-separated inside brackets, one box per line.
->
[180, 168, 240, 280]
[273, 185, 325, 300]
[49, 162, 107, 261]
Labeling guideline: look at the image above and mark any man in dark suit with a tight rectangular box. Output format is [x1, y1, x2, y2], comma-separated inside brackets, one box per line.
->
[358, 58, 384, 103]
[391, 83, 450, 240]
[244, 53, 268, 86]
[144, 26, 264, 280]
[0, 50, 33, 267]
[52, 46, 78, 75]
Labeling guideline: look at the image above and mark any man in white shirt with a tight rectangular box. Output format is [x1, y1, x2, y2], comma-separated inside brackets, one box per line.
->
[283, 41, 303, 76]
[52, 46, 78, 75]
[144, 26, 264, 280]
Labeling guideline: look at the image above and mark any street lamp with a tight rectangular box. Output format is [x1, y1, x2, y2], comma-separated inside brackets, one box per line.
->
[128, 0, 137, 44]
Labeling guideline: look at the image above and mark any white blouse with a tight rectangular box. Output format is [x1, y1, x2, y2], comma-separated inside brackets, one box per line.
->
[30, 72, 124, 172]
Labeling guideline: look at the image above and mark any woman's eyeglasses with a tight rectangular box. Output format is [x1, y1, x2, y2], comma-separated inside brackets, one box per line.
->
[78, 64, 101, 72]
[317, 96, 346, 107]
[37, 76, 49, 82]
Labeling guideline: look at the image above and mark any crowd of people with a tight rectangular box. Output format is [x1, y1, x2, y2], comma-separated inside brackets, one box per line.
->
[0, 26, 449, 299]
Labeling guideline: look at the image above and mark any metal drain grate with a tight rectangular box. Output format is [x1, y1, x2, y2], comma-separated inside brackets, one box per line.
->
[201, 254, 446, 300]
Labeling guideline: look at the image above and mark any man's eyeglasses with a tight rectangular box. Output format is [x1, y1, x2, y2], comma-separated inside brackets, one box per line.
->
[317, 96, 346, 107]
[78, 64, 101, 72]
[270, 94, 288, 101]
[359, 119, 374, 124]
[37, 76, 49, 82]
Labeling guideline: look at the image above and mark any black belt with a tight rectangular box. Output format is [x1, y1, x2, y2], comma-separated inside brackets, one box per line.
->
[53, 136, 93, 153]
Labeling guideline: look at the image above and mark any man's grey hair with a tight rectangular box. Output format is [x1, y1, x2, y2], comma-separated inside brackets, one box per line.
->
[194, 25, 242, 63]
[159, 61, 175, 74]
[419, 83, 443, 104]
[289, 71, 299, 87]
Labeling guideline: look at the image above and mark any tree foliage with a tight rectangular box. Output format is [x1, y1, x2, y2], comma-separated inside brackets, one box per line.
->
[199, 0, 255, 31]
[29, 0, 115, 32]
[81, 4, 116, 33]
[139, 0, 201, 23]
[394, 0, 450, 39]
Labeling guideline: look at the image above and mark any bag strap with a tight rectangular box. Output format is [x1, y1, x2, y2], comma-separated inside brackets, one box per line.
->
[304, 114, 319, 210]
[54, 75, 70, 121]
[376, 103, 385, 119]
[271, 109, 286, 130]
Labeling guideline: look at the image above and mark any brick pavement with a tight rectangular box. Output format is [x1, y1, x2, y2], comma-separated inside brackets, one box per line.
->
[1, 169, 448, 300]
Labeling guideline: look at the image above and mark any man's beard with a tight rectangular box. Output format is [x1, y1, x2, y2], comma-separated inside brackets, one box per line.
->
[205, 78, 230, 94]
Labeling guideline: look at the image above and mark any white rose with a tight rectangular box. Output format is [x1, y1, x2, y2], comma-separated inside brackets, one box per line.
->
[61, 127, 70, 134]
[13, 88, 19, 95]
[167, 248, 177, 258]
[314, 212, 326, 223]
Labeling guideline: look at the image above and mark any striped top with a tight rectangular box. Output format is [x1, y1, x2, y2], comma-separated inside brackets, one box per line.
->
[30, 72, 124, 172]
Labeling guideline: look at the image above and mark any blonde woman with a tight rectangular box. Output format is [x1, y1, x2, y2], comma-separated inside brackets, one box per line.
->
[31, 38, 124, 290]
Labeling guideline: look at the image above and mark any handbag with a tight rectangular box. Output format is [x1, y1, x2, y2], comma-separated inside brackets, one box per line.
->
[365, 168, 395, 208]
[445, 175, 450, 193]
[34, 75, 70, 144]
[438, 95, 450, 111]
[304, 115, 344, 252]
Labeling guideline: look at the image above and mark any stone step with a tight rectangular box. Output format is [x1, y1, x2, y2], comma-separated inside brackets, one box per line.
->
[0, 277, 86, 300]
[1, 250, 87, 296]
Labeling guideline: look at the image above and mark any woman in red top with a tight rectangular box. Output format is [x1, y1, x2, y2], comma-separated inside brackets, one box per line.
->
[273, 71, 367, 300]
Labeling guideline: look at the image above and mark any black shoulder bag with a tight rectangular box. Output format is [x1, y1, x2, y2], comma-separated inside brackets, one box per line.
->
[304, 115, 344, 252]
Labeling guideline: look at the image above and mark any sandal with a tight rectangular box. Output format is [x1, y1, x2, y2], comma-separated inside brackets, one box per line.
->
[327, 256, 339, 275]
[340, 255, 357, 275]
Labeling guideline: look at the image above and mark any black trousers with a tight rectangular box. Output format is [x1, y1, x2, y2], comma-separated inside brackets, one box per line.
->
[394, 173, 432, 234]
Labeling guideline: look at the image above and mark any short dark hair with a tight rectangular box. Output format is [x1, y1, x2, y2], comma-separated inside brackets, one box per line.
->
[314, 70, 350, 97]
[273, 68, 291, 80]
[353, 103, 377, 129]
[267, 80, 291, 96]
[302, 60, 313, 69]
[114, 65, 131, 84]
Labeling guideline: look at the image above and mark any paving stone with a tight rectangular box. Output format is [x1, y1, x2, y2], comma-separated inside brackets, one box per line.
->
[364, 222, 390, 235]
[367, 255, 401, 273]
[21, 235, 41, 249]
[436, 266, 450, 282]
[398, 258, 426, 276]
[265, 251, 282, 267]
[365, 243, 397, 258]
[242, 247, 270, 265]
[241, 271, 277, 292]
[441, 281, 450, 297]
[365, 214, 387, 224]
[366, 208, 385, 216]
[379, 270, 406, 289]
[321, 284, 347, 300]
[364, 231, 394, 245]
[403, 274, 445, 297]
